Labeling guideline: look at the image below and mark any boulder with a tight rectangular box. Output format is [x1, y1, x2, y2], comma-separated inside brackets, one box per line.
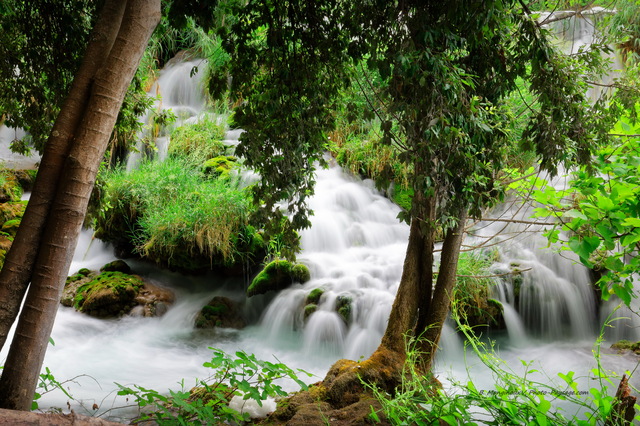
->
[133, 281, 176, 317]
[195, 296, 245, 329]
[246, 260, 311, 297]
[73, 271, 145, 318]
[63, 267, 175, 319]
[100, 259, 132, 274]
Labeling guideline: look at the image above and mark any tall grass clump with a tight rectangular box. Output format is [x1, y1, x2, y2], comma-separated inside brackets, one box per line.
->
[93, 156, 261, 272]
[168, 119, 227, 164]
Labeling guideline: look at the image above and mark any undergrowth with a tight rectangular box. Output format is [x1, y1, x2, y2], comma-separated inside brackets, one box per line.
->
[369, 308, 640, 425]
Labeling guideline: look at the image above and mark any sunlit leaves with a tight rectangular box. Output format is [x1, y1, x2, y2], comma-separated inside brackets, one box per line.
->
[524, 112, 640, 306]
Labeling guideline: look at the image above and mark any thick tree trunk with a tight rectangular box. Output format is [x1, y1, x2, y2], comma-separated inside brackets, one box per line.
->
[378, 193, 437, 354]
[0, 0, 160, 410]
[0, 0, 127, 351]
[419, 208, 467, 372]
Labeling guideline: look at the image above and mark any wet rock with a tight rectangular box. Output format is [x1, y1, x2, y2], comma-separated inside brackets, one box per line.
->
[100, 259, 132, 274]
[134, 281, 175, 317]
[247, 260, 311, 297]
[63, 268, 175, 318]
[195, 296, 245, 329]
[336, 294, 353, 324]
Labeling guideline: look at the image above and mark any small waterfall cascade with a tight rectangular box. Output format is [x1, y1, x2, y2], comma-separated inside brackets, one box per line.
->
[258, 165, 409, 361]
[470, 197, 598, 345]
[126, 58, 216, 170]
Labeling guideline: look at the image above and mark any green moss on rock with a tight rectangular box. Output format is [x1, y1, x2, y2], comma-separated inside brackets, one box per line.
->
[304, 303, 318, 320]
[100, 259, 132, 274]
[306, 288, 325, 305]
[0, 200, 26, 224]
[336, 294, 353, 324]
[611, 340, 640, 355]
[1, 219, 20, 238]
[194, 296, 245, 329]
[247, 260, 311, 297]
[73, 271, 144, 317]
[203, 155, 238, 179]
[0, 172, 22, 203]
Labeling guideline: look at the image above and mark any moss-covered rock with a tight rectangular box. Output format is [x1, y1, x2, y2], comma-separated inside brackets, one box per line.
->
[304, 303, 318, 320]
[0, 172, 23, 203]
[194, 296, 245, 329]
[611, 340, 640, 355]
[306, 288, 324, 305]
[0, 233, 13, 270]
[336, 294, 353, 324]
[0, 200, 26, 224]
[73, 271, 145, 318]
[11, 169, 36, 192]
[100, 259, 132, 274]
[246, 260, 311, 297]
[1, 219, 21, 238]
[203, 155, 237, 179]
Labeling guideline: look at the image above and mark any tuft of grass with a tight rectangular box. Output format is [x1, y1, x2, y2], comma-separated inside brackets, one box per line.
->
[94, 156, 259, 271]
[168, 119, 227, 164]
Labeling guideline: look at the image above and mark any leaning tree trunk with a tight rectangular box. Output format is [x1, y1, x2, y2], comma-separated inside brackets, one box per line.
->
[0, 0, 160, 410]
[0, 0, 127, 351]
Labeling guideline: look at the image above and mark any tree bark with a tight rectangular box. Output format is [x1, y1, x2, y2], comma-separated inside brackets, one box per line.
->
[419, 207, 468, 372]
[0, 0, 160, 410]
[0, 0, 127, 351]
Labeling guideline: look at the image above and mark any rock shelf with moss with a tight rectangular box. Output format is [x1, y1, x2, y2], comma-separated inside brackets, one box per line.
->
[247, 260, 311, 297]
[62, 261, 174, 318]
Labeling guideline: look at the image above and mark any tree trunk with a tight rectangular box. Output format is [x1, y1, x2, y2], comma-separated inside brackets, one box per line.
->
[379, 193, 437, 354]
[0, 0, 160, 410]
[419, 207, 468, 372]
[0, 0, 127, 351]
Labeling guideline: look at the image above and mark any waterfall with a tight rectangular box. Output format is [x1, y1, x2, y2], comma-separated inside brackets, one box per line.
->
[7, 45, 637, 418]
[126, 58, 213, 170]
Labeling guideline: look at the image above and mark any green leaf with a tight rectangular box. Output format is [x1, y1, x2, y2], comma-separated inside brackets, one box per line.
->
[622, 217, 640, 227]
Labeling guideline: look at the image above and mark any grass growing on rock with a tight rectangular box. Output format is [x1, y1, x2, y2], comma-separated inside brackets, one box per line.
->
[93, 156, 261, 272]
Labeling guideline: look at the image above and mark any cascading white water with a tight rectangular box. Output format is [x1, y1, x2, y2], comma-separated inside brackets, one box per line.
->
[126, 58, 212, 170]
[4, 44, 640, 421]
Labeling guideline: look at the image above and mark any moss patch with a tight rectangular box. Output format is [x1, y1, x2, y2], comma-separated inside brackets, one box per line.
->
[611, 340, 640, 355]
[203, 155, 238, 179]
[73, 271, 144, 318]
[247, 260, 311, 297]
